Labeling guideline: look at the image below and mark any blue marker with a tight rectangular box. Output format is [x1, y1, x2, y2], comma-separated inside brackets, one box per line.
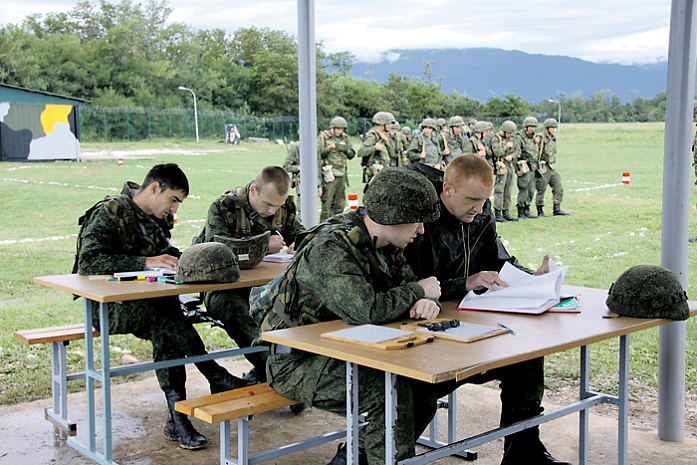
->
[497, 322, 516, 335]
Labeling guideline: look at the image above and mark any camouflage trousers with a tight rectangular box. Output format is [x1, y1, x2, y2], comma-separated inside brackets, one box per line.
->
[535, 168, 564, 206]
[320, 176, 347, 221]
[204, 289, 268, 373]
[267, 351, 544, 464]
[91, 297, 211, 391]
[494, 169, 515, 210]
[516, 170, 536, 208]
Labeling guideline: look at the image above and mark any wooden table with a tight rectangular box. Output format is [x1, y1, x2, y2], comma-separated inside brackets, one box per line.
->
[34, 261, 286, 465]
[263, 285, 697, 465]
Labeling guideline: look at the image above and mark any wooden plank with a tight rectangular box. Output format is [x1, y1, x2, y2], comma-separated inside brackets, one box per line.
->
[175, 383, 277, 416]
[14, 324, 99, 345]
[195, 391, 298, 424]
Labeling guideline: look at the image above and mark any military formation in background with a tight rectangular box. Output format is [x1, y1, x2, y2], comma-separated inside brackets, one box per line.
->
[284, 112, 570, 222]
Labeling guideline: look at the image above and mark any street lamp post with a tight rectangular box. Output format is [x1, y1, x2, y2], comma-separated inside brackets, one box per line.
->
[548, 98, 561, 132]
[178, 86, 199, 142]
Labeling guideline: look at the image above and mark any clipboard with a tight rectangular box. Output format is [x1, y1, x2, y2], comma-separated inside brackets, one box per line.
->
[402, 318, 509, 343]
[321, 325, 435, 350]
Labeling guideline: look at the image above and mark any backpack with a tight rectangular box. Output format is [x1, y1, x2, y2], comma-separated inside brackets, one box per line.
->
[71, 195, 118, 274]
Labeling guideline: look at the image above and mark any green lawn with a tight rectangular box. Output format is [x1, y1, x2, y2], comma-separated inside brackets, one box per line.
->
[1, 123, 695, 406]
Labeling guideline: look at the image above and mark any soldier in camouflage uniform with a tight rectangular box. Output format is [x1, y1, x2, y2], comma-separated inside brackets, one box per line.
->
[399, 125, 412, 166]
[535, 118, 569, 217]
[77, 164, 247, 451]
[466, 118, 477, 139]
[318, 116, 356, 220]
[390, 121, 409, 167]
[434, 117, 449, 160]
[491, 120, 521, 222]
[406, 118, 443, 169]
[442, 116, 467, 166]
[513, 117, 540, 219]
[358, 111, 397, 182]
[282, 140, 323, 212]
[464, 121, 493, 167]
[404, 155, 571, 465]
[196, 166, 305, 382]
[260, 168, 452, 464]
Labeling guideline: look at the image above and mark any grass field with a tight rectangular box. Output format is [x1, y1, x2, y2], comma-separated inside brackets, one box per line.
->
[1, 122, 696, 413]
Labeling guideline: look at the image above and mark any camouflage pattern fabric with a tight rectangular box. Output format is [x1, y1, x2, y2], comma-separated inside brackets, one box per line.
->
[535, 131, 565, 206]
[513, 129, 539, 210]
[442, 129, 466, 166]
[464, 134, 493, 167]
[491, 133, 520, 211]
[174, 242, 240, 283]
[358, 128, 395, 182]
[406, 133, 442, 168]
[318, 129, 355, 220]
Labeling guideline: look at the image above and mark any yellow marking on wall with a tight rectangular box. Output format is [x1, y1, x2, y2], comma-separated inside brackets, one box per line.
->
[40, 105, 73, 134]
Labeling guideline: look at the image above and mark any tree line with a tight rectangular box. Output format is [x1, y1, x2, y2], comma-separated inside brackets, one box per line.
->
[0, 0, 672, 124]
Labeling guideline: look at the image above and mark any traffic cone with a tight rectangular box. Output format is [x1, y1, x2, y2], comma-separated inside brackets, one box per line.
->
[348, 193, 358, 210]
[622, 172, 630, 185]
[118, 158, 123, 167]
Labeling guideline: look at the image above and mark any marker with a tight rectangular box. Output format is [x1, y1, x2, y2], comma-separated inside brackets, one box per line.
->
[497, 322, 516, 335]
[157, 277, 181, 285]
[108, 275, 145, 281]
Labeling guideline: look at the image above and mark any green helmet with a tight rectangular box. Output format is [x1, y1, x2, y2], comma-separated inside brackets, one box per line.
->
[330, 116, 347, 129]
[385, 112, 397, 124]
[448, 116, 465, 127]
[606, 265, 690, 320]
[363, 167, 440, 225]
[473, 121, 489, 133]
[501, 120, 517, 133]
[436, 118, 447, 127]
[401, 126, 411, 135]
[212, 231, 271, 270]
[544, 118, 558, 128]
[523, 116, 539, 128]
[421, 118, 437, 130]
[392, 121, 401, 130]
[174, 242, 240, 283]
[372, 111, 393, 125]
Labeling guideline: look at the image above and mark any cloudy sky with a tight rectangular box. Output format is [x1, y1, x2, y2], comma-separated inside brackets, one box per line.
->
[1, 0, 674, 65]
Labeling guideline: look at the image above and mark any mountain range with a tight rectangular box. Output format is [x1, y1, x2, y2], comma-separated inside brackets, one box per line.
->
[350, 48, 672, 104]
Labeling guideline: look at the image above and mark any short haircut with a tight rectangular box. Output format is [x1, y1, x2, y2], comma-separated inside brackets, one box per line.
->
[255, 165, 291, 196]
[142, 163, 189, 197]
[443, 154, 493, 189]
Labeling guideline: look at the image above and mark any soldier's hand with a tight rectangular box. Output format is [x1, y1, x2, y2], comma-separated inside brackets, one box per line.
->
[417, 277, 441, 300]
[466, 271, 508, 292]
[409, 299, 441, 320]
[328, 143, 337, 151]
[318, 186, 323, 197]
[287, 242, 296, 254]
[443, 147, 450, 155]
[145, 254, 178, 271]
[268, 235, 286, 254]
[534, 254, 551, 276]
[506, 141, 513, 149]
[375, 142, 384, 151]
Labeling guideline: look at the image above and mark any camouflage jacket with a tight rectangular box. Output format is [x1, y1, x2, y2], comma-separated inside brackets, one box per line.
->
[261, 208, 426, 333]
[317, 130, 355, 177]
[513, 129, 539, 170]
[442, 129, 466, 166]
[406, 133, 442, 168]
[77, 181, 179, 275]
[490, 132, 520, 165]
[357, 128, 395, 168]
[283, 142, 322, 187]
[464, 134, 493, 165]
[538, 130, 557, 168]
[196, 182, 304, 245]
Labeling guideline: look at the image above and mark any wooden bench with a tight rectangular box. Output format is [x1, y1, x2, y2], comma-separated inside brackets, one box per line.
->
[14, 324, 99, 436]
[176, 383, 354, 465]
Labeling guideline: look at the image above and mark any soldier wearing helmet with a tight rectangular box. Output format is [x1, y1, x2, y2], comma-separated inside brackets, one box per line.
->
[464, 120, 493, 166]
[491, 120, 521, 222]
[535, 118, 569, 216]
[433, 117, 449, 160]
[404, 154, 570, 465]
[406, 118, 443, 169]
[389, 120, 410, 167]
[512, 116, 540, 219]
[282, 140, 322, 212]
[260, 167, 445, 464]
[318, 116, 356, 220]
[195, 166, 305, 384]
[357, 111, 397, 182]
[466, 118, 478, 138]
[439, 116, 467, 166]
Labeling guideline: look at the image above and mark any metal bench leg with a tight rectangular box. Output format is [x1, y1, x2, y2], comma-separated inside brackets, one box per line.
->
[44, 340, 77, 435]
[237, 416, 251, 465]
[220, 420, 231, 465]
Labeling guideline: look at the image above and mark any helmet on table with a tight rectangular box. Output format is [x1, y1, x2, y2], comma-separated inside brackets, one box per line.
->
[175, 242, 240, 283]
[212, 231, 271, 269]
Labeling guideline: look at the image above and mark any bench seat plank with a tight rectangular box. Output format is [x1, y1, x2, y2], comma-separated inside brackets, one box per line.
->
[14, 324, 99, 345]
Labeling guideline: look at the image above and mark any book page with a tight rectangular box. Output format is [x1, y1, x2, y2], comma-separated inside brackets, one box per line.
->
[263, 252, 294, 263]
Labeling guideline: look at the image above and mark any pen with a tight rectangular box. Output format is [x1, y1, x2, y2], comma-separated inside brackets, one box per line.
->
[497, 322, 516, 335]
[108, 275, 145, 281]
[274, 230, 284, 241]
[156, 277, 182, 285]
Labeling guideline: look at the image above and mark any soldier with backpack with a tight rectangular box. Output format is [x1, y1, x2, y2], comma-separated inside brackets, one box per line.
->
[318, 116, 355, 220]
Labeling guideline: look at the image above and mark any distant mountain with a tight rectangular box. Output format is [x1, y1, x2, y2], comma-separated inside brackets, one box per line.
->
[350, 48, 671, 103]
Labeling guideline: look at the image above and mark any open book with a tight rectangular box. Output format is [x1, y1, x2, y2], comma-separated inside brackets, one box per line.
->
[457, 260, 569, 314]
[263, 252, 294, 263]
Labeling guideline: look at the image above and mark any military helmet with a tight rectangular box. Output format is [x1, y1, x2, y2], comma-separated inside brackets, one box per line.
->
[449, 116, 465, 127]
[473, 121, 489, 133]
[363, 167, 440, 226]
[500, 120, 517, 133]
[330, 116, 347, 129]
[544, 118, 558, 128]
[469, 118, 478, 125]
[212, 231, 271, 269]
[523, 116, 539, 128]
[606, 265, 690, 320]
[421, 118, 438, 130]
[385, 112, 397, 124]
[175, 242, 240, 283]
[392, 121, 401, 130]
[372, 111, 393, 125]
[436, 118, 447, 127]
[401, 126, 411, 135]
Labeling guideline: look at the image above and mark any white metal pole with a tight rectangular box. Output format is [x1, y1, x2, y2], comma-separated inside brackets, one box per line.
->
[179, 86, 199, 142]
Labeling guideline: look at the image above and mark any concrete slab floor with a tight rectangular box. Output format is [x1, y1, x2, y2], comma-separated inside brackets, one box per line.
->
[1, 359, 695, 465]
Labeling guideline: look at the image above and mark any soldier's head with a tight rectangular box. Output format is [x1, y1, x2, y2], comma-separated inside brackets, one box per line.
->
[401, 126, 412, 137]
[421, 118, 437, 137]
[449, 116, 465, 135]
[523, 116, 539, 134]
[330, 116, 347, 136]
[500, 120, 517, 138]
[441, 154, 494, 223]
[136, 163, 189, 219]
[473, 121, 489, 136]
[436, 118, 447, 129]
[544, 118, 558, 134]
[363, 167, 440, 249]
[249, 166, 291, 217]
[469, 118, 477, 130]
[372, 111, 393, 131]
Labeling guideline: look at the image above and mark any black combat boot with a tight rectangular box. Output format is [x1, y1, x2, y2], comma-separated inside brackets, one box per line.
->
[553, 204, 570, 216]
[537, 206, 547, 218]
[517, 206, 528, 219]
[495, 209, 508, 222]
[164, 389, 208, 450]
[327, 442, 368, 465]
[500, 404, 570, 465]
[503, 209, 518, 221]
[242, 366, 267, 385]
[525, 207, 537, 219]
[196, 360, 249, 394]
